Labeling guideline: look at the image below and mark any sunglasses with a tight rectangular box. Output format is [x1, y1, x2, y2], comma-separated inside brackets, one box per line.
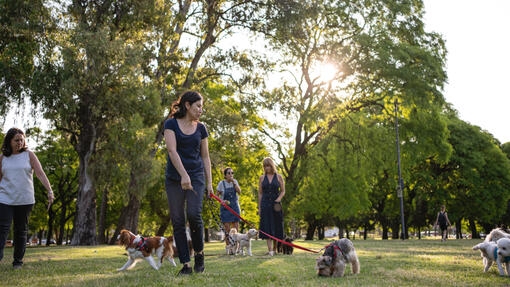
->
[227, 172, 234, 175]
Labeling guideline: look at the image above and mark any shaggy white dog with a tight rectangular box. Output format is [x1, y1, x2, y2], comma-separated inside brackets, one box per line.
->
[230, 228, 258, 256]
[473, 238, 510, 276]
[484, 228, 510, 242]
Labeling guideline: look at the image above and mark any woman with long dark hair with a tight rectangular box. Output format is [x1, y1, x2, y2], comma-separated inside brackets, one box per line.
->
[164, 91, 213, 275]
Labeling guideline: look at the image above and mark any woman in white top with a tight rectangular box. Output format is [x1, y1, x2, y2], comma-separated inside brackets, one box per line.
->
[0, 128, 54, 269]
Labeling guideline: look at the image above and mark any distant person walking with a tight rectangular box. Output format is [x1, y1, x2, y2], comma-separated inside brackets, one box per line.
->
[435, 205, 451, 242]
[0, 128, 54, 269]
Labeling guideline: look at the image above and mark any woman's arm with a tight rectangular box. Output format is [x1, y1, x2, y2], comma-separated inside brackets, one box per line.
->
[258, 175, 263, 214]
[200, 137, 213, 196]
[29, 151, 54, 204]
[275, 173, 285, 202]
[164, 129, 192, 190]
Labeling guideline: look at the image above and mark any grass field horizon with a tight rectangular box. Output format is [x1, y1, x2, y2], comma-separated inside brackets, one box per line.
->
[0, 237, 507, 286]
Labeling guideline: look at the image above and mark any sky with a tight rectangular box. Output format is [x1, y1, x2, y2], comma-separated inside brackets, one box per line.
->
[423, 0, 510, 144]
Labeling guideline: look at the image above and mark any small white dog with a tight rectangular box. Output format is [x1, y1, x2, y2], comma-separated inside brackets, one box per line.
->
[117, 229, 176, 271]
[315, 238, 360, 277]
[473, 238, 510, 276]
[230, 228, 258, 256]
[485, 228, 510, 242]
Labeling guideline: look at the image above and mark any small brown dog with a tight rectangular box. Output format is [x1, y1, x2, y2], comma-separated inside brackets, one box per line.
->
[316, 238, 360, 277]
[117, 229, 176, 271]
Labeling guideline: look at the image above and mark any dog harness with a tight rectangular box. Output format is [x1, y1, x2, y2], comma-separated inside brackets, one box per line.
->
[494, 247, 510, 263]
[129, 236, 148, 252]
[324, 243, 344, 264]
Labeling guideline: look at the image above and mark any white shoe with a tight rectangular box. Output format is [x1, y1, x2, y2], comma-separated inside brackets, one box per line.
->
[268, 251, 274, 256]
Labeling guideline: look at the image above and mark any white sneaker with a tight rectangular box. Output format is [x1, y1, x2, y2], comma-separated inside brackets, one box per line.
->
[268, 251, 274, 256]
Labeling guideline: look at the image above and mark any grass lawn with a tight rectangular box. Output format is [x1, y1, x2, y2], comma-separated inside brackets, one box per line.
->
[0, 237, 506, 286]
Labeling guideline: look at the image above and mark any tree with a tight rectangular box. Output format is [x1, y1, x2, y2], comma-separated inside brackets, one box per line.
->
[31, 1, 162, 245]
[32, 129, 78, 245]
[252, 1, 450, 239]
[0, 0, 49, 115]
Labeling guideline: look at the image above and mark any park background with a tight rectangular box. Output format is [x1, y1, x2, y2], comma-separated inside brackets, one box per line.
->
[1, 0, 510, 248]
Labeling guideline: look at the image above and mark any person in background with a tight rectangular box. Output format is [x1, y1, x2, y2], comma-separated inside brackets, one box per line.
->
[164, 91, 213, 275]
[435, 205, 451, 242]
[0, 128, 54, 269]
[216, 167, 241, 251]
[258, 157, 285, 256]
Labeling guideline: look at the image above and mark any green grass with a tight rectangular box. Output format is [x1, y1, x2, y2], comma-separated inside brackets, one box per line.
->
[0, 238, 506, 286]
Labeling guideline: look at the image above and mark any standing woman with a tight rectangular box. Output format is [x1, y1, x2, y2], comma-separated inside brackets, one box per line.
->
[164, 91, 213, 275]
[0, 128, 54, 269]
[216, 167, 241, 238]
[258, 157, 285, 256]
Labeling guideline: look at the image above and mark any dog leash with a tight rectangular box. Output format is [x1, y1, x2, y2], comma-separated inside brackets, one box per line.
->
[208, 192, 320, 254]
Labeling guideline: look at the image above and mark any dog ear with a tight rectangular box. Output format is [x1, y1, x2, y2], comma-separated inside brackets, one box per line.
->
[323, 245, 334, 257]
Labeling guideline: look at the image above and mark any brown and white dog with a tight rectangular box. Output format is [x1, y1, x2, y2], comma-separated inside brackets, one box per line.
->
[230, 228, 258, 256]
[117, 229, 176, 271]
[315, 238, 360, 277]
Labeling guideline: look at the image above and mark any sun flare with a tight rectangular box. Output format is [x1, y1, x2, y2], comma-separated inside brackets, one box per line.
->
[312, 62, 339, 84]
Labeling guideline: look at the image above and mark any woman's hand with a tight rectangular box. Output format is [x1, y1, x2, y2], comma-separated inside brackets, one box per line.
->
[181, 174, 193, 191]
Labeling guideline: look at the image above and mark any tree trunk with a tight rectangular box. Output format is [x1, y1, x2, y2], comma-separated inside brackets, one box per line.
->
[382, 225, 389, 240]
[71, 154, 97, 246]
[109, 192, 141, 244]
[97, 187, 108, 244]
[305, 221, 316, 240]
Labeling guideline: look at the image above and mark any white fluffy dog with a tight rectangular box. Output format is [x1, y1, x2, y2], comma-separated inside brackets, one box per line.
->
[473, 238, 510, 276]
[230, 228, 258, 256]
[485, 228, 510, 242]
[315, 238, 360, 277]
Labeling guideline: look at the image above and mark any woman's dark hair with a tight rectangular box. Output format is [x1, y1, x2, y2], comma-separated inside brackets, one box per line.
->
[170, 91, 203, 119]
[2, 128, 27, 156]
[223, 167, 233, 177]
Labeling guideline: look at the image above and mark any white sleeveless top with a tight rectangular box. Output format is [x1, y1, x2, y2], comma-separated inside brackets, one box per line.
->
[0, 151, 35, 205]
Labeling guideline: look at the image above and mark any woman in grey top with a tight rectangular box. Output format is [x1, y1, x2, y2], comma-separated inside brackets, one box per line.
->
[0, 128, 54, 269]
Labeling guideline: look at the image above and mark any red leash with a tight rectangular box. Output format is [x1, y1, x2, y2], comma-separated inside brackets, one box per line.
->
[209, 193, 320, 254]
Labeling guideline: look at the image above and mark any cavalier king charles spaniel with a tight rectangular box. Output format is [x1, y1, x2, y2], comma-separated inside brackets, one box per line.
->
[117, 229, 176, 271]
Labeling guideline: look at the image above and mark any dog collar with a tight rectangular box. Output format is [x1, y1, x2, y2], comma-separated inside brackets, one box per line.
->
[494, 247, 510, 263]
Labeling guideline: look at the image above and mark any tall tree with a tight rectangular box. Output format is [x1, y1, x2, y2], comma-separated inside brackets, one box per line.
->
[0, 0, 49, 115]
[250, 1, 451, 237]
[31, 1, 161, 245]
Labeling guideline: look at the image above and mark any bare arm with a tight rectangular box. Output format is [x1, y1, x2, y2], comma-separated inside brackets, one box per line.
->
[29, 151, 54, 204]
[200, 137, 213, 196]
[258, 175, 264, 214]
[233, 179, 241, 194]
[275, 173, 285, 202]
[164, 129, 192, 190]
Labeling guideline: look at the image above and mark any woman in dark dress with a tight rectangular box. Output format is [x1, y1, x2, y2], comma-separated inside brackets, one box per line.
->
[258, 157, 285, 256]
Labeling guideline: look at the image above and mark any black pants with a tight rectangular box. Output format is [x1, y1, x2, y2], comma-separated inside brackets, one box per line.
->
[0, 203, 33, 266]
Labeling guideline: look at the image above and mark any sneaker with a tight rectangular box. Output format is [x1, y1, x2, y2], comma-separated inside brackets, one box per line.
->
[194, 253, 205, 273]
[177, 265, 192, 276]
[13, 264, 22, 270]
[268, 251, 274, 256]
